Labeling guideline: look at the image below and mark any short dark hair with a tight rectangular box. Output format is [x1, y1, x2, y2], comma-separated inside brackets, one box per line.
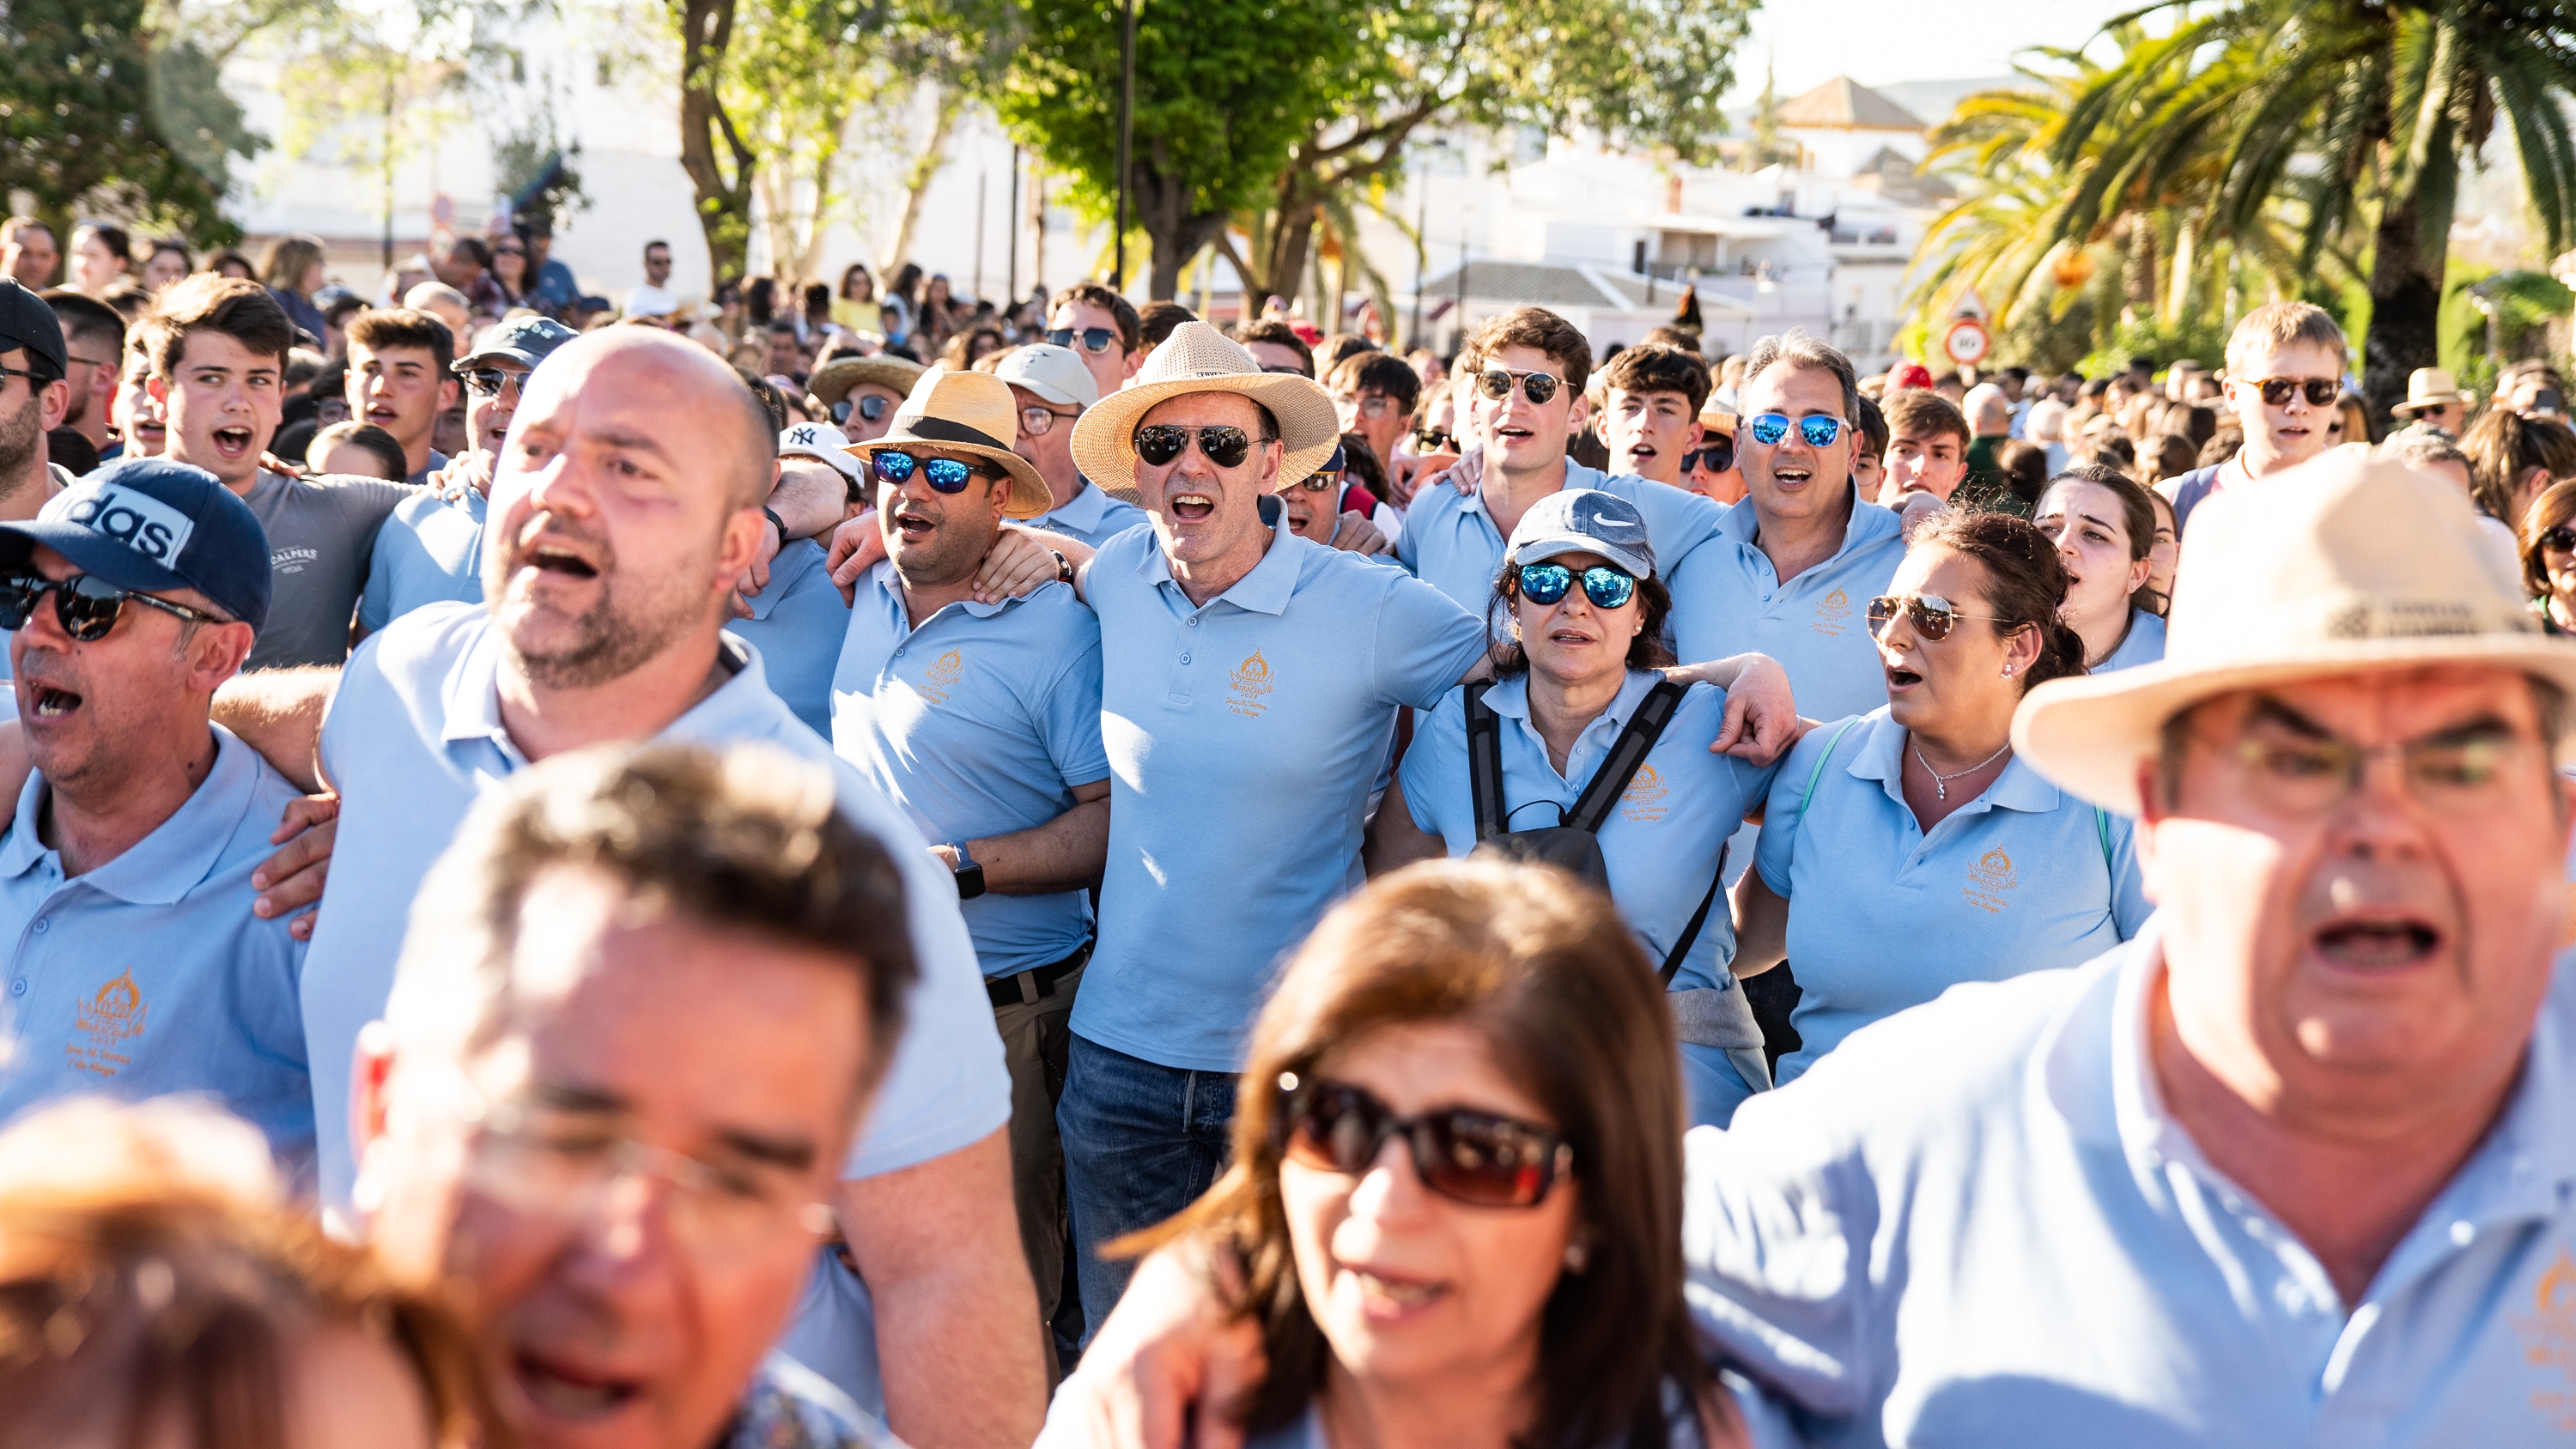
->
[344, 307, 455, 377]
[1049, 282, 1139, 353]
[1137, 300, 1197, 348]
[1905, 509, 2086, 693]
[147, 275, 295, 378]
[1232, 319, 1313, 377]
[1882, 388, 1968, 450]
[1336, 430, 1387, 496]
[1597, 343, 1711, 415]
[1316, 333, 1377, 375]
[1740, 328, 1857, 426]
[1462, 306, 1594, 396]
[1326, 351, 1423, 416]
[736, 367, 788, 433]
[643, 239, 671, 258]
[1854, 391, 1888, 458]
[37, 288, 124, 361]
[308, 420, 409, 481]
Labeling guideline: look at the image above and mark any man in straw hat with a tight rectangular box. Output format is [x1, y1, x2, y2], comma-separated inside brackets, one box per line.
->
[811, 353, 927, 446]
[1046, 452, 2576, 1446]
[2390, 366, 2476, 438]
[963, 321, 1801, 1339]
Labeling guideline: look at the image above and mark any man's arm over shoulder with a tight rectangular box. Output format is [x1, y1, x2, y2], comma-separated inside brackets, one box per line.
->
[213, 666, 341, 795]
[1368, 568, 1489, 705]
[1681, 1112, 1878, 1422]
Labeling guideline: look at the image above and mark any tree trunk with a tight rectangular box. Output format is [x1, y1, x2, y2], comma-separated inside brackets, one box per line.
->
[2362, 190, 2445, 430]
[1261, 197, 1323, 315]
[1132, 139, 1230, 300]
[878, 82, 962, 278]
[674, 0, 756, 282]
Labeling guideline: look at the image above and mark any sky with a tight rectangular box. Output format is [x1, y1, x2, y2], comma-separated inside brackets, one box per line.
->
[1717, 0, 2139, 107]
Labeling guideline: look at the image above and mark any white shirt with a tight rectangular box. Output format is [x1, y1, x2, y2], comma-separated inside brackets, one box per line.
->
[625, 282, 681, 318]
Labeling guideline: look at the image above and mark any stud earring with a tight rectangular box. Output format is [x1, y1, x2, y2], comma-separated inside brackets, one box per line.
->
[2001, 665, 2014, 678]
[1563, 1241, 1589, 1273]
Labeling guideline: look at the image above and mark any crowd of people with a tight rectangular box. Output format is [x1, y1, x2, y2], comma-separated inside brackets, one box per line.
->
[0, 207, 2569, 1449]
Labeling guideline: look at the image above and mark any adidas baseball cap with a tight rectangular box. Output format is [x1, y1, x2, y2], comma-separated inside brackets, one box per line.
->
[0, 458, 272, 634]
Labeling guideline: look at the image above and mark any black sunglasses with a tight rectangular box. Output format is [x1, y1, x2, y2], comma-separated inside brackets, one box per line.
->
[1680, 435, 1735, 474]
[1261, 363, 1311, 376]
[872, 451, 991, 493]
[832, 394, 892, 427]
[1476, 367, 1561, 405]
[454, 367, 525, 397]
[1518, 561, 1637, 610]
[1413, 426, 1456, 452]
[0, 572, 227, 643]
[1273, 1074, 1571, 1210]
[1867, 592, 2013, 643]
[2253, 377, 2340, 408]
[1134, 424, 1258, 469]
[1048, 326, 1119, 355]
[2541, 525, 2576, 554]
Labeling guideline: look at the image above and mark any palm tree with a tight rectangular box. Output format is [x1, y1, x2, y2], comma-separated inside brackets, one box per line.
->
[2045, 0, 2576, 422]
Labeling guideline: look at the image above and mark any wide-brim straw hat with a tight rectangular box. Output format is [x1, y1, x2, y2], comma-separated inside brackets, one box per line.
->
[842, 367, 1051, 518]
[2012, 452, 2576, 815]
[810, 355, 928, 411]
[1070, 320, 1341, 495]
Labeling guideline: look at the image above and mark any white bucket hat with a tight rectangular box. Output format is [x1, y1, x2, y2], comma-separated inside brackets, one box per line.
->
[2012, 451, 2576, 815]
[1069, 320, 1341, 494]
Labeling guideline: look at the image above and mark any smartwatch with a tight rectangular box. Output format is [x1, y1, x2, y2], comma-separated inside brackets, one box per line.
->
[1051, 549, 1074, 585]
[763, 506, 790, 549]
[950, 841, 986, 900]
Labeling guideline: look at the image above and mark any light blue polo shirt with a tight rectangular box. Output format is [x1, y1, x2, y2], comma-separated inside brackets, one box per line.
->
[1029, 482, 1147, 550]
[358, 486, 487, 632]
[1688, 926, 2576, 1446]
[1401, 670, 1773, 991]
[727, 541, 850, 737]
[832, 562, 1108, 977]
[1754, 707, 2150, 1084]
[0, 727, 310, 1172]
[2096, 608, 2167, 672]
[1081, 516, 1488, 1070]
[1393, 464, 1726, 615]
[303, 603, 1009, 1219]
[1664, 482, 1905, 718]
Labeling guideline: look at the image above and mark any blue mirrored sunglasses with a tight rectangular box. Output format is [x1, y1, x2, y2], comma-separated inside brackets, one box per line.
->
[1745, 413, 1845, 448]
[872, 451, 986, 492]
[1518, 562, 1637, 609]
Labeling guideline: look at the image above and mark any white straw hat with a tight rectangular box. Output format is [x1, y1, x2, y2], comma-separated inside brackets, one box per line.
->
[2012, 451, 2576, 815]
[1070, 321, 1341, 493]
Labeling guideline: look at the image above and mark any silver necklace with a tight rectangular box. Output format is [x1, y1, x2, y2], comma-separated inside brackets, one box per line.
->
[1913, 737, 2012, 801]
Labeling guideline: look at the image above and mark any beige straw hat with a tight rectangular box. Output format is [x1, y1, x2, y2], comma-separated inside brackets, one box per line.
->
[842, 367, 1052, 518]
[2012, 451, 2576, 815]
[1070, 320, 1341, 494]
[809, 354, 929, 413]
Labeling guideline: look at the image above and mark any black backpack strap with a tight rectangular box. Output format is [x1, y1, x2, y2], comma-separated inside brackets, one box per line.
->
[1564, 679, 1687, 834]
[1466, 682, 1504, 843]
[1660, 841, 1728, 985]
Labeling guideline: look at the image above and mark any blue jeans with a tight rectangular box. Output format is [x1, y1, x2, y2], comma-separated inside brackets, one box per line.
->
[1058, 1033, 1238, 1343]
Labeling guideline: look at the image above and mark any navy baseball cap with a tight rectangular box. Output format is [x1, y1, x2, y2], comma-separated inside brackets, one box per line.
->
[0, 458, 272, 634]
[459, 314, 579, 371]
[0, 278, 65, 377]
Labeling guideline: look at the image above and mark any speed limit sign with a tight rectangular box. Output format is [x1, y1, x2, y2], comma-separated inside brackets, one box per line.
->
[1943, 317, 1991, 367]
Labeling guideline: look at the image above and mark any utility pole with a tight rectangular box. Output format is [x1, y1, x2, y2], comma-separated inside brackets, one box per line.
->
[1115, 0, 1137, 289]
[974, 157, 988, 303]
[1007, 145, 1022, 312]
[381, 58, 397, 274]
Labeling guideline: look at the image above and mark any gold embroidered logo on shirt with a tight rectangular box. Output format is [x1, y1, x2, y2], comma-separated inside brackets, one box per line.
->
[1812, 586, 1852, 636]
[67, 969, 147, 1079]
[1620, 762, 1669, 822]
[1963, 847, 2018, 914]
[918, 648, 964, 705]
[1226, 649, 1273, 718]
[2514, 1246, 2576, 1431]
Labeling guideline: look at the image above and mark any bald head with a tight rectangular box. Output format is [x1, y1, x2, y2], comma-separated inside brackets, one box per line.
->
[518, 327, 776, 510]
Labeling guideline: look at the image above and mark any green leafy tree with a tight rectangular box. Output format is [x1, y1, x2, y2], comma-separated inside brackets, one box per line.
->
[0, 0, 264, 247]
[2043, 0, 2576, 423]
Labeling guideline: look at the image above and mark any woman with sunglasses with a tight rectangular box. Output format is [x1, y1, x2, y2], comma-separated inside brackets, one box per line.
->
[1096, 858, 1787, 1449]
[488, 233, 529, 308]
[2518, 478, 2576, 635]
[2033, 464, 2164, 671]
[1731, 509, 2150, 1088]
[1367, 490, 1783, 1128]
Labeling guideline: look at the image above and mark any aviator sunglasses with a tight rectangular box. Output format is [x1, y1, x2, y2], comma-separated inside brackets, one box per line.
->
[1476, 367, 1561, 406]
[1273, 1073, 1572, 1209]
[1519, 561, 1637, 610]
[1745, 413, 1846, 448]
[0, 572, 228, 642]
[1133, 424, 1256, 469]
[2251, 377, 2340, 408]
[871, 450, 993, 493]
[454, 367, 524, 397]
[1867, 592, 2013, 642]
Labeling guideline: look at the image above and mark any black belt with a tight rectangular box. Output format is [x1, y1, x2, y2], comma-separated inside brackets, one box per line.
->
[987, 940, 1091, 1008]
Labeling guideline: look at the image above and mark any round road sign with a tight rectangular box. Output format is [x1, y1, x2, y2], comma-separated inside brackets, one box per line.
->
[1942, 317, 1991, 367]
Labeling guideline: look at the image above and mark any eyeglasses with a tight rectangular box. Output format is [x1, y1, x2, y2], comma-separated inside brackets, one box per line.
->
[1273, 1074, 1571, 1210]
[1746, 413, 1846, 448]
[2251, 377, 2340, 408]
[1680, 436, 1735, 474]
[1018, 403, 1078, 437]
[2196, 726, 2537, 819]
[0, 367, 46, 387]
[465, 1098, 826, 1256]
[0, 572, 228, 642]
[1261, 363, 1310, 376]
[1336, 393, 1394, 419]
[1476, 367, 1561, 406]
[494, 246, 526, 258]
[2538, 524, 2576, 554]
[872, 450, 992, 493]
[1866, 592, 2013, 642]
[1047, 326, 1119, 355]
[832, 395, 891, 427]
[1518, 561, 1637, 610]
[1134, 424, 1258, 469]
[455, 367, 526, 397]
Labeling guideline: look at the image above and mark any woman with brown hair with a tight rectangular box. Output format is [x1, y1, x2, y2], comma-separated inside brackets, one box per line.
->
[2518, 476, 2576, 635]
[2033, 464, 2164, 670]
[1101, 858, 1788, 1449]
[259, 233, 331, 343]
[1731, 509, 2150, 1086]
[0, 1098, 495, 1449]
[2461, 405, 2576, 540]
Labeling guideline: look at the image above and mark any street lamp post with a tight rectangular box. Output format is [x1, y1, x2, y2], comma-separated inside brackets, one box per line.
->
[1114, 0, 1137, 290]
